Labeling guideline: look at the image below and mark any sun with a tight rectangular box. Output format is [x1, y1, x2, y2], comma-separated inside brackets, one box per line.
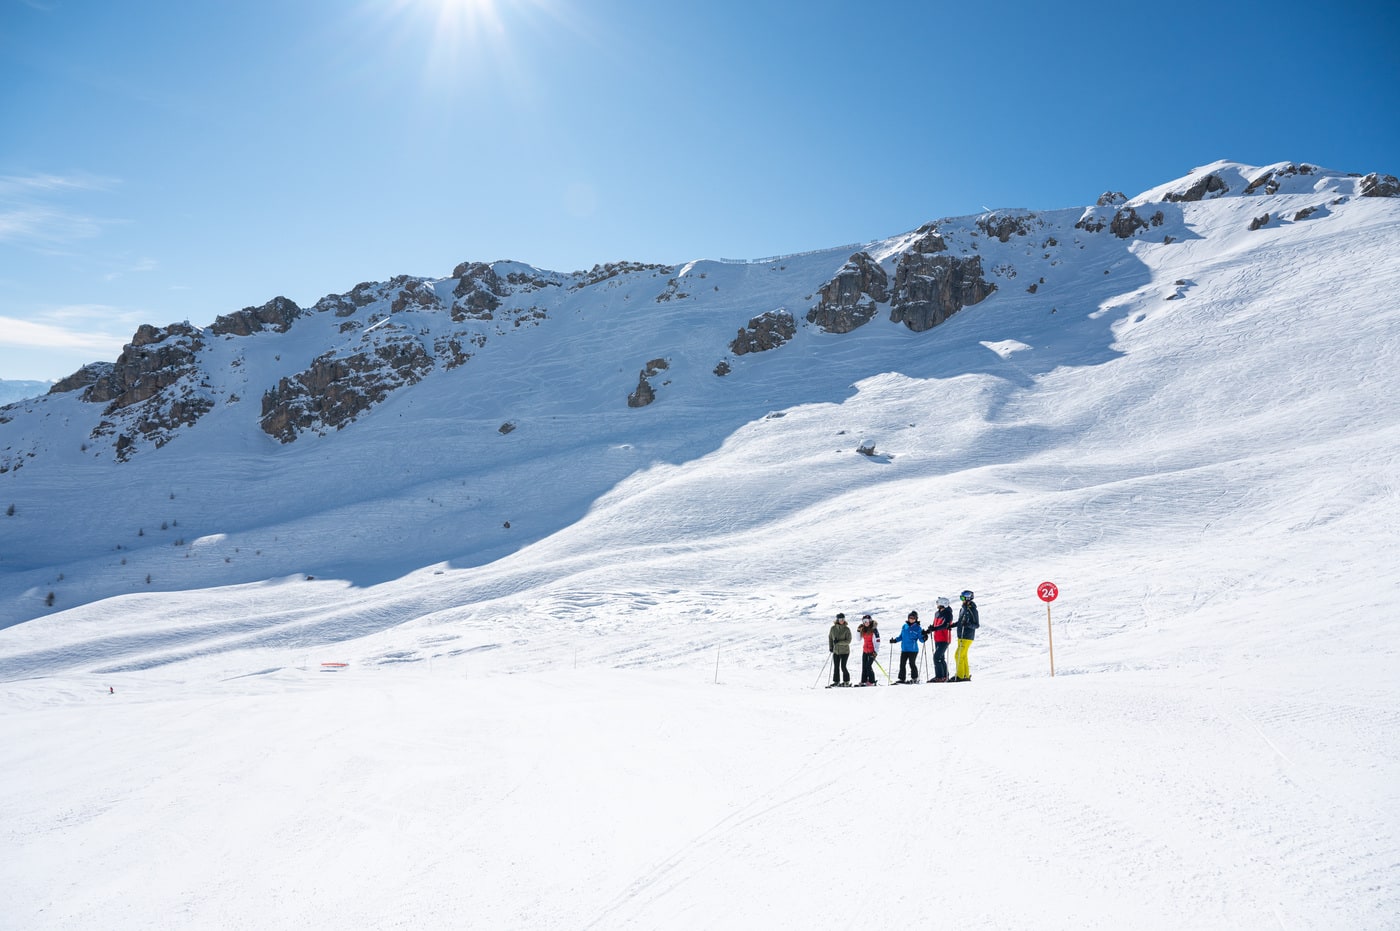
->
[428, 0, 504, 37]
[359, 0, 579, 100]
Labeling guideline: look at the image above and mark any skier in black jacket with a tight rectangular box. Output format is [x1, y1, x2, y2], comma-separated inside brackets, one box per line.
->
[926, 597, 954, 682]
[951, 590, 979, 682]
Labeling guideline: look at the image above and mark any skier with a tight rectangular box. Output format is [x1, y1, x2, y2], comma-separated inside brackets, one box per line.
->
[927, 597, 954, 682]
[894, 611, 927, 683]
[856, 614, 881, 685]
[951, 590, 979, 682]
[828, 613, 852, 687]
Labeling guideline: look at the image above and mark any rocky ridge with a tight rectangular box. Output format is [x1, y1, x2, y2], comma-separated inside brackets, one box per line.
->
[3, 160, 1395, 468]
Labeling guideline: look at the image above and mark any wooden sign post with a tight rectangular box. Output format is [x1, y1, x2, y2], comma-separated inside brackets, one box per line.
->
[1037, 581, 1059, 676]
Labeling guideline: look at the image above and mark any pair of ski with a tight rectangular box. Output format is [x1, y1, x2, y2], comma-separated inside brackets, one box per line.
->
[889, 678, 969, 685]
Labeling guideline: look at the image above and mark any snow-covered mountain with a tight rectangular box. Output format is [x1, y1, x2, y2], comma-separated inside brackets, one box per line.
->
[4, 159, 1395, 635]
[2, 160, 1398, 929]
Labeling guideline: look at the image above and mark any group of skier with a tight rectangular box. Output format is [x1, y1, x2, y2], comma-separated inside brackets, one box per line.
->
[826, 591, 980, 687]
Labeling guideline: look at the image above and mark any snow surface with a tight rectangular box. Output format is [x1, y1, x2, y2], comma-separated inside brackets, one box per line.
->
[2, 161, 1399, 929]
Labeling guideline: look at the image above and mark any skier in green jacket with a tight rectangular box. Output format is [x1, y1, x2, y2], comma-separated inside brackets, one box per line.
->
[828, 613, 852, 686]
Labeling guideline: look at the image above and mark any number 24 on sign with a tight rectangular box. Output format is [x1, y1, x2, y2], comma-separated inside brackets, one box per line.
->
[1038, 582, 1058, 676]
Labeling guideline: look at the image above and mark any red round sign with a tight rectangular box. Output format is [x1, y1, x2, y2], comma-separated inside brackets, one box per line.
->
[1037, 581, 1059, 603]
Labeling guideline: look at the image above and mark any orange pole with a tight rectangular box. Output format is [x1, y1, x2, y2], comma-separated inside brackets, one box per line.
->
[1046, 603, 1056, 677]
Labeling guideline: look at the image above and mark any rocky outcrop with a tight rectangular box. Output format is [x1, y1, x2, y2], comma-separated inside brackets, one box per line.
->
[1245, 163, 1317, 195]
[730, 311, 797, 355]
[627, 359, 667, 407]
[49, 362, 114, 395]
[1359, 172, 1400, 198]
[433, 333, 480, 369]
[80, 323, 205, 411]
[504, 269, 562, 292]
[654, 277, 690, 303]
[1249, 213, 1271, 231]
[210, 296, 302, 336]
[348, 281, 382, 307]
[59, 323, 214, 458]
[1110, 207, 1150, 239]
[976, 212, 1036, 242]
[259, 332, 434, 442]
[451, 262, 509, 321]
[572, 261, 673, 290]
[627, 372, 656, 408]
[888, 248, 994, 333]
[1164, 172, 1228, 202]
[805, 252, 889, 333]
[391, 278, 443, 314]
[92, 394, 215, 461]
[1075, 210, 1107, 233]
[1077, 206, 1163, 238]
[1097, 192, 1127, 206]
[313, 293, 358, 317]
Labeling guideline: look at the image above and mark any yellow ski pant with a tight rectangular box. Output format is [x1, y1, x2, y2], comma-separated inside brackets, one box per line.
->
[955, 638, 973, 680]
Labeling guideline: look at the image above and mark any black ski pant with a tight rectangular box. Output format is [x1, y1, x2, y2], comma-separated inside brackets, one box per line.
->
[832, 653, 850, 684]
[860, 652, 876, 684]
[932, 641, 949, 679]
[898, 651, 918, 682]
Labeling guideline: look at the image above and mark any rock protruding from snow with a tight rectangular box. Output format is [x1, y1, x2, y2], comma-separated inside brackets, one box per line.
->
[730, 311, 797, 355]
[976, 212, 1037, 243]
[63, 323, 214, 459]
[1077, 206, 1165, 239]
[450, 262, 507, 320]
[888, 230, 994, 332]
[1359, 172, 1400, 198]
[390, 278, 443, 314]
[627, 371, 657, 408]
[1110, 207, 1152, 238]
[210, 297, 303, 337]
[49, 362, 115, 396]
[259, 331, 434, 442]
[80, 323, 206, 410]
[1163, 172, 1229, 202]
[1097, 191, 1127, 206]
[628, 360, 667, 407]
[1245, 163, 1319, 195]
[806, 252, 889, 334]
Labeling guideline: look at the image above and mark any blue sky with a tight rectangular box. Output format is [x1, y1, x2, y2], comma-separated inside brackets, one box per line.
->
[2, 0, 1397, 382]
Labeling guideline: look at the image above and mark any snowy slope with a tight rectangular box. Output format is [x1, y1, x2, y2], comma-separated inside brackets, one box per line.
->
[1, 161, 1398, 929]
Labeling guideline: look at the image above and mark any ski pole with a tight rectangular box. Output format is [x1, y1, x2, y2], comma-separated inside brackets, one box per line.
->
[874, 659, 889, 683]
[814, 654, 831, 689]
[886, 641, 895, 683]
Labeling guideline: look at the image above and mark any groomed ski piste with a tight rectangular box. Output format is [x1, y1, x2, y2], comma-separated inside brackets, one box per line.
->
[2, 161, 1398, 929]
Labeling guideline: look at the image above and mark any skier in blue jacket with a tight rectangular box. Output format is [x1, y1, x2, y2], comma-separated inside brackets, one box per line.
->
[894, 611, 927, 683]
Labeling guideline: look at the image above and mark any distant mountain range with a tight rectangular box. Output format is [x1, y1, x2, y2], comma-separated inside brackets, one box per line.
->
[0, 380, 52, 405]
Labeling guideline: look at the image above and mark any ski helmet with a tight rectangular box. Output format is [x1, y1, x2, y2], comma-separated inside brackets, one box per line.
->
[936, 597, 950, 607]
[908, 610, 919, 620]
[836, 612, 845, 620]
[960, 590, 974, 601]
